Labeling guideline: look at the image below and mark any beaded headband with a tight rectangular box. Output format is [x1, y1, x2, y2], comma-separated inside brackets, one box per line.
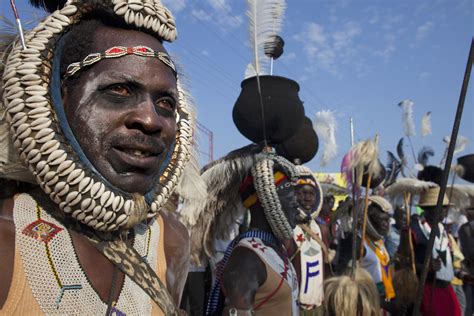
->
[65, 46, 177, 78]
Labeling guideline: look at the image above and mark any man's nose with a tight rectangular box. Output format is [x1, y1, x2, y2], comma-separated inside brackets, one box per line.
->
[124, 97, 162, 133]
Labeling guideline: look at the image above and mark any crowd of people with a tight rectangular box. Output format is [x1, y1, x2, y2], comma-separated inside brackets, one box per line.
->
[179, 165, 474, 316]
[0, 1, 473, 316]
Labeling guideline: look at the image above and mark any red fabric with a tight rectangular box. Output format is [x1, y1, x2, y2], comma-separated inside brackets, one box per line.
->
[420, 283, 461, 316]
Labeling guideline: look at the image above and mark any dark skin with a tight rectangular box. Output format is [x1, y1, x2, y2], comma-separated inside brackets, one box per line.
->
[222, 177, 299, 314]
[293, 184, 331, 290]
[0, 25, 189, 308]
[415, 206, 449, 273]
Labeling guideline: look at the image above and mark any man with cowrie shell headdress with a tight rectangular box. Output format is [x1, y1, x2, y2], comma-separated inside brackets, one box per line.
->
[0, 0, 200, 314]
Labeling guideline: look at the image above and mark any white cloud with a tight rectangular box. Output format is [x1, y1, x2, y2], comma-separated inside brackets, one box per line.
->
[202, 50, 210, 56]
[294, 21, 362, 76]
[192, 9, 212, 21]
[416, 21, 434, 40]
[161, 0, 186, 13]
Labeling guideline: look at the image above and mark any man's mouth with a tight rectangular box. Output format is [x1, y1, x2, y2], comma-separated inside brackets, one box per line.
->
[121, 148, 155, 158]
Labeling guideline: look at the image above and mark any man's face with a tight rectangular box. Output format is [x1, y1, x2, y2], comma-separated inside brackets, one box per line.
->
[296, 184, 317, 214]
[424, 206, 448, 224]
[368, 205, 391, 237]
[276, 178, 299, 229]
[63, 26, 178, 194]
[394, 208, 408, 230]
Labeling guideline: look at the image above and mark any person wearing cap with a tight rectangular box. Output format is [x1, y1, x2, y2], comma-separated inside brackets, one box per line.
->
[292, 165, 332, 315]
[411, 187, 462, 316]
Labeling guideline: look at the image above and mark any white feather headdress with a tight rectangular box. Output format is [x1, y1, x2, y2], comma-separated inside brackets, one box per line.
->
[313, 110, 337, 167]
[245, 0, 286, 77]
[399, 99, 416, 137]
[421, 111, 432, 137]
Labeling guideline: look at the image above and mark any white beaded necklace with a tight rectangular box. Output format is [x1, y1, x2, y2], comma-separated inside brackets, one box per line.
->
[13, 193, 160, 315]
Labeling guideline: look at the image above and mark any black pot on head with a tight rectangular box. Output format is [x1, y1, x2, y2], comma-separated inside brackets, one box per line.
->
[275, 117, 318, 164]
[232, 75, 305, 144]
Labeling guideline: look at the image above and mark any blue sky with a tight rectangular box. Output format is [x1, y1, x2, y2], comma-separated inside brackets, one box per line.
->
[2, 0, 473, 179]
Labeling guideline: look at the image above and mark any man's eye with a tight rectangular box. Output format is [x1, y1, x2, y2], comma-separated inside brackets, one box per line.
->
[109, 85, 131, 96]
[156, 97, 176, 112]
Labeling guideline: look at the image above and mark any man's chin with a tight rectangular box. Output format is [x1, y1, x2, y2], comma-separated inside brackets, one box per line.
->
[107, 173, 157, 195]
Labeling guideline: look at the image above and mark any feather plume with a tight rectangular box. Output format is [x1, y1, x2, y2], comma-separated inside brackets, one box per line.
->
[385, 151, 402, 186]
[396, 138, 408, 176]
[28, 0, 67, 13]
[421, 111, 432, 137]
[313, 110, 337, 167]
[385, 178, 438, 201]
[245, 0, 286, 78]
[417, 146, 435, 167]
[446, 184, 474, 210]
[181, 144, 264, 263]
[443, 135, 469, 155]
[349, 135, 381, 186]
[398, 99, 416, 137]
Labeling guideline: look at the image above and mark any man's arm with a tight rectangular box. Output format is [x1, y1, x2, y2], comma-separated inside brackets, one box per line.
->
[222, 247, 266, 314]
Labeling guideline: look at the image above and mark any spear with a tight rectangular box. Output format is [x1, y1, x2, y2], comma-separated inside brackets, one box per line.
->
[413, 37, 473, 315]
[9, 0, 27, 50]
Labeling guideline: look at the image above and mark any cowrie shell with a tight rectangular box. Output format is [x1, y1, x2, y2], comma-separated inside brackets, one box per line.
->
[114, 2, 128, 15]
[60, 5, 78, 16]
[54, 181, 69, 197]
[116, 214, 128, 226]
[27, 149, 41, 164]
[35, 128, 55, 143]
[67, 169, 85, 186]
[78, 177, 93, 193]
[84, 215, 95, 225]
[30, 117, 52, 130]
[47, 149, 67, 165]
[28, 106, 50, 119]
[22, 137, 36, 152]
[100, 191, 115, 208]
[90, 182, 105, 199]
[92, 205, 106, 219]
[52, 11, 70, 24]
[112, 196, 124, 212]
[36, 161, 50, 177]
[94, 222, 105, 230]
[66, 191, 82, 206]
[16, 124, 32, 140]
[11, 112, 28, 128]
[7, 99, 24, 114]
[103, 211, 115, 224]
[123, 199, 134, 215]
[106, 223, 117, 232]
[25, 85, 48, 96]
[72, 209, 83, 219]
[81, 198, 96, 213]
[57, 160, 75, 177]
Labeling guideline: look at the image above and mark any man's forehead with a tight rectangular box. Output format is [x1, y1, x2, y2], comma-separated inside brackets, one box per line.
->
[92, 25, 166, 53]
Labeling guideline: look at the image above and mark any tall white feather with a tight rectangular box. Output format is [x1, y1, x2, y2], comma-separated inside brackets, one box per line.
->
[421, 111, 432, 137]
[246, 0, 286, 78]
[313, 110, 338, 167]
[399, 99, 416, 137]
[443, 135, 470, 155]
